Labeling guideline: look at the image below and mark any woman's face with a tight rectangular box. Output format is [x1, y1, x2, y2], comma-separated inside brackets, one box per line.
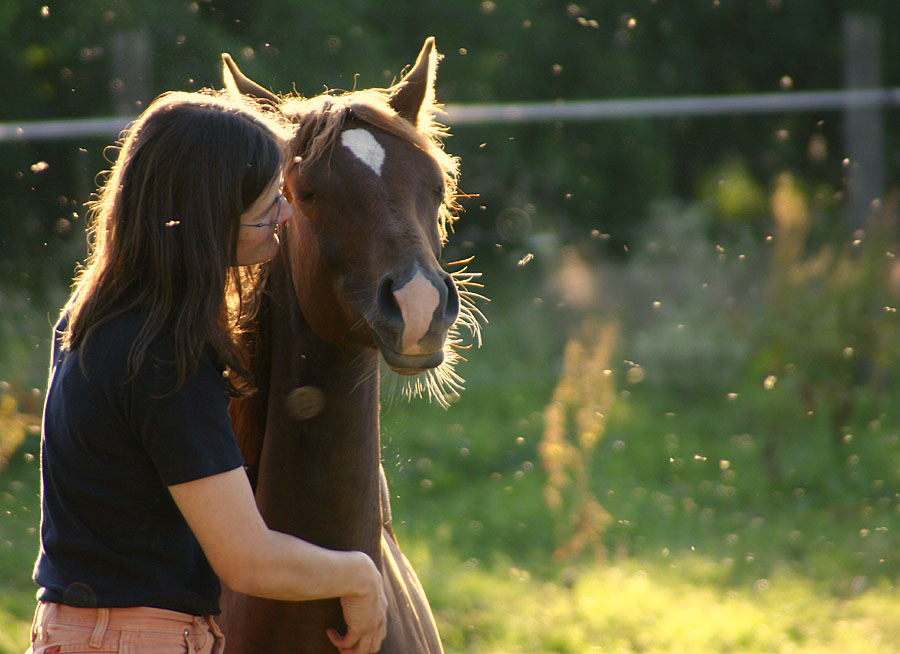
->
[236, 173, 294, 266]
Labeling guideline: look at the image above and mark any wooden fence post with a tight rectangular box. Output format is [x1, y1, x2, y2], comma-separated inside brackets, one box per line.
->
[111, 29, 151, 116]
[842, 13, 883, 230]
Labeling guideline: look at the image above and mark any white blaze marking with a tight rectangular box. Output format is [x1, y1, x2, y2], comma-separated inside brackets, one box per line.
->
[341, 129, 385, 176]
[393, 271, 439, 353]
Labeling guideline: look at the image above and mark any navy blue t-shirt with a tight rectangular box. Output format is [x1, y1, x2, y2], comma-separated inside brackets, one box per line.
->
[33, 310, 245, 615]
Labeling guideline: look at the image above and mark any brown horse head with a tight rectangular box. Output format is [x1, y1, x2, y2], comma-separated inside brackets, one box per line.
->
[223, 39, 481, 387]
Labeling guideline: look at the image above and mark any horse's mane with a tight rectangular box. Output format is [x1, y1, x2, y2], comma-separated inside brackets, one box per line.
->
[281, 89, 461, 244]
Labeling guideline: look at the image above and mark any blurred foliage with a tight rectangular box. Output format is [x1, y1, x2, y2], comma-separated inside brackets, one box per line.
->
[749, 177, 900, 456]
[0, 387, 39, 470]
[4, 0, 900, 296]
[545, 178, 900, 590]
[3, 1, 900, 387]
[382, 173, 900, 592]
[6, 186, 900, 648]
[0, 430, 39, 654]
[539, 318, 616, 563]
[6, 2, 900, 649]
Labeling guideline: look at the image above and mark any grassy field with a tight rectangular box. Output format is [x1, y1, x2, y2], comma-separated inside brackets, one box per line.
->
[4, 219, 900, 652]
[4, 337, 900, 654]
[417, 549, 900, 653]
[4, 438, 900, 654]
[0, 426, 40, 654]
[4, 436, 900, 654]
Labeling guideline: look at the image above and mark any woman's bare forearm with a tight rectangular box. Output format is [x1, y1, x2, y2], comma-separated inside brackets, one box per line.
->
[168, 467, 383, 603]
[230, 531, 380, 602]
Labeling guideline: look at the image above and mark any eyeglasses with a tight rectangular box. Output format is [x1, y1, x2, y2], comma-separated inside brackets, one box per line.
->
[241, 191, 287, 228]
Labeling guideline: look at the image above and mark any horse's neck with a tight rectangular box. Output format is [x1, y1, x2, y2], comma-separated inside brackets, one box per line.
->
[252, 257, 384, 559]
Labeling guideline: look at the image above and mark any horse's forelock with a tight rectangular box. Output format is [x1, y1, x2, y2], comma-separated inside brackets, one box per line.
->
[282, 88, 460, 243]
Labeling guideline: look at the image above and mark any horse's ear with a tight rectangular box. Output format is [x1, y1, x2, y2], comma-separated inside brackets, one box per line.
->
[221, 53, 280, 106]
[389, 37, 439, 126]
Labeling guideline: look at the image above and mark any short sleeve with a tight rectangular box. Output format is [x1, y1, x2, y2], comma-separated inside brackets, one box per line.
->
[128, 345, 245, 486]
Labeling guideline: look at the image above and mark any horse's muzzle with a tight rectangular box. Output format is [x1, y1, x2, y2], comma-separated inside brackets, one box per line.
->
[372, 263, 459, 369]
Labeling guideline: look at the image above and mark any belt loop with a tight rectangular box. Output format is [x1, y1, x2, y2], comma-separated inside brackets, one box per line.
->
[90, 607, 110, 648]
[42, 603, 59, 641]
[192, 615, 210, 652]
[206, 616, 226, 654]
[205, 616, 224, 639]
[29, 603, 42, 644]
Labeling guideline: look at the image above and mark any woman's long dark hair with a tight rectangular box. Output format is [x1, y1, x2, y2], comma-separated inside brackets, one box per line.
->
[62, 90, 289, 394]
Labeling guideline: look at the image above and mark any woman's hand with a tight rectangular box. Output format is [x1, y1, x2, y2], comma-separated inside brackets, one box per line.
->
[326, 556, 388, 653]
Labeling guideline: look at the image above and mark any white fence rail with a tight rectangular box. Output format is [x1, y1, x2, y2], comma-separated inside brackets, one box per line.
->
[445, 88, 900, 124]
[2, 88, 900, 143]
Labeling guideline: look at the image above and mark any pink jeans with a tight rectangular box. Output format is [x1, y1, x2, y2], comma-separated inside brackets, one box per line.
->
[25, 602, 225, 654]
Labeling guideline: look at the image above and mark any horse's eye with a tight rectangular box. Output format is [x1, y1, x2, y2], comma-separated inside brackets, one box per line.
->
[297, 191, 316, 203]
[434, 186, 445, 201]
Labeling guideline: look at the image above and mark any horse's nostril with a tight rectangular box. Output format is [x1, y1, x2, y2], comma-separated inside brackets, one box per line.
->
[377, 276, 402, 323]
[443, 274, 460, 323]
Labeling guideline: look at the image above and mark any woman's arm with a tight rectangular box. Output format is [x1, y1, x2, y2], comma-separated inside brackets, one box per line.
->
[168, 467, 387, 654]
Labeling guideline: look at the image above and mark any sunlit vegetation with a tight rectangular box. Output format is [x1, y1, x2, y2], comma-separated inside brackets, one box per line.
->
[5, 180, 900, 650]
[4, 1, 900, 652]
[379, 177, 900, 651]
[539, 318, 617, 563]
[0, 410, 40, 654]
[411, 548, 900, 653]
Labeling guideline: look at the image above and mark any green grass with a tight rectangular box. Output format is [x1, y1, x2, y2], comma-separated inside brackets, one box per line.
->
[0, 432, 40, 654]
[5, 422, 900, 654]
[402, 543, 900, 654]
[4, 251, 900, 653]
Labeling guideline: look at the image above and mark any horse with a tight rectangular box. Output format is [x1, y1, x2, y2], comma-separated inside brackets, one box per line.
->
[217, 38, 483, 653]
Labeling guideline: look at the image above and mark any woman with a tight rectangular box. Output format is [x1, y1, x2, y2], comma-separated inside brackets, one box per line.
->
[28, 91, 386, 654]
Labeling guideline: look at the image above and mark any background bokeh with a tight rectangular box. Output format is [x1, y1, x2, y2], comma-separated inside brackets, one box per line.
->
[4, 1, 900, 652]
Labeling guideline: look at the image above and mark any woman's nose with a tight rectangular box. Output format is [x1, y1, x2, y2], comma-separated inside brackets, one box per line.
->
[279, 196, 295, 223]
